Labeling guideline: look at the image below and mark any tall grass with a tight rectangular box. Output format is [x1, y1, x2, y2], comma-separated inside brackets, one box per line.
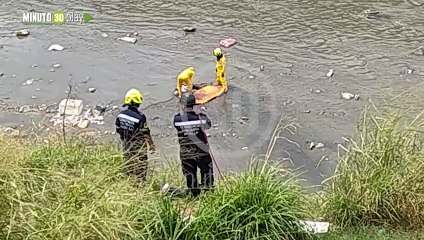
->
[322, 106, 424, 229]
[192, 163, 313, 240]
[0, 133, 311, 239]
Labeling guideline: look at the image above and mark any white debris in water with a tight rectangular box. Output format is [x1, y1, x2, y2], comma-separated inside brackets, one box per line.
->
[133, 32, 139, 36]
[88, 87, 97, 93]
[309, 142, 316, 150]
[48, 44, 65, 51]
[326, 69, 334, 77]
[249, 75, 255, 79]
[12, 75, 17, 78]
[242, 147, 248, 150]
[31, 96, 37, 99]
[52, 63, 61, 68]
[22, 79, 34, 86]
[16, 29, 30, 37]
[316, 142, 325, 149]
[341, 92, 360, 100]
[50, 106, 106, 127]
[50, 68, 55, 72]
[182, 27, 196, 33]
[101, 33, 108, 38]
[118, 36, 137, 44]
[364, 9, 380, 16]
[260, 65, 265, 71]
[32, 64, 38, 68]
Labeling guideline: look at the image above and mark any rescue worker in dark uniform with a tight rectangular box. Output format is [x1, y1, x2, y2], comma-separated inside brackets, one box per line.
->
[115, 88, 155, 182]
[173, 93, 214, 196]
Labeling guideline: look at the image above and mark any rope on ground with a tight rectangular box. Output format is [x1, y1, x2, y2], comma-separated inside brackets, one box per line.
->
[141, 96, 175, 111]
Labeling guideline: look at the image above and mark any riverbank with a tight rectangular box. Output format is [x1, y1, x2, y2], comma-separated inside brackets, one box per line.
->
[1, 102, 423, 239]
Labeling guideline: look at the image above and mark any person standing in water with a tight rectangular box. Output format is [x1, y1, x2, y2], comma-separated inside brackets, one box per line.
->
[213, 48, 227, 93]
[176, 67, 196, 97]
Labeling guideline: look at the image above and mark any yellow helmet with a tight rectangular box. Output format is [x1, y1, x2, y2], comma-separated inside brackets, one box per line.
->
[124, 88, 143, 105]
[213, 48, 222, 57]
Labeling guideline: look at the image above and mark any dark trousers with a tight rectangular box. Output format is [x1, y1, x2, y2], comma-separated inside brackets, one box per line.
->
[181, 153, 214, 196]
[123, 145, 148, 182]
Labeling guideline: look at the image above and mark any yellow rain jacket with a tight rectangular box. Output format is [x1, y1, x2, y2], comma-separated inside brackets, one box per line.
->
[177, 67, 195, 97]
[216, 55, 227, 92]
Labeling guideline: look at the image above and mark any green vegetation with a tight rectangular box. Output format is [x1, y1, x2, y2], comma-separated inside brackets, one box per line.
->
[0, 105, 423, 239]
[322, 106, 424, 230]
[0, 135, 311, 239]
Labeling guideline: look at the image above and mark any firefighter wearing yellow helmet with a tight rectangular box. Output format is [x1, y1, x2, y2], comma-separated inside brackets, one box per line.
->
[115, 88, 155, 182]
[213, 48, 227, 93]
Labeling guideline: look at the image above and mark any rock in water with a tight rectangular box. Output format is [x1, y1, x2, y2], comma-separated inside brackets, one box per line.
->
[118, 37, 137, 44]
[260, 65, 265, 71]
[0, 72, 5, 77]
[19, 105, 31, 113]
[327, 69, 334, 77]
[219, 38, 237, 48]
[59, 99, 84, 116]
[182, 27, 196, 33]
[364, 9, 380, 16]
[16, 30, 30, 37]
[48, 44, 65, 51]
[88, 87, 96, 93]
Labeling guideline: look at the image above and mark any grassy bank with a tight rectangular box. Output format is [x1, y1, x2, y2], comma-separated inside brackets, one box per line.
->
[0, 105, 423, 239]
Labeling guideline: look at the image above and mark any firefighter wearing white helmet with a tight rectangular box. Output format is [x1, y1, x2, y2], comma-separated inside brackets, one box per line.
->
[213, 48, 227, 93]
[115, 88, 155, 182]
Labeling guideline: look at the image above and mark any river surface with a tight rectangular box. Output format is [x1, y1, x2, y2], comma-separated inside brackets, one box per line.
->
[0, 0, 423, 188]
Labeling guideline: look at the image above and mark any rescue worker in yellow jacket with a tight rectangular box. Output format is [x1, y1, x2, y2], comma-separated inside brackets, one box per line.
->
[213, 48, 227, 93]
[176, 67, 195, 97]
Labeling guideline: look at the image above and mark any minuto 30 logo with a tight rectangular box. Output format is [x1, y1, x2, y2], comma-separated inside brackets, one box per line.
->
[22, 11, 92, 25]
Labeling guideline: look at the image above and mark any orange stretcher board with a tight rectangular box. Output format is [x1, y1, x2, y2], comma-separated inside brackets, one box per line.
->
[193, 84, 225, 104]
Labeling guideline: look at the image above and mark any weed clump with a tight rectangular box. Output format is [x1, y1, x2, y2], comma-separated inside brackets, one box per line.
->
[323, 108, 424, 230]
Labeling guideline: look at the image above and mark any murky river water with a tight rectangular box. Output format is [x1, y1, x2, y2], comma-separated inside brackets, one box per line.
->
[0, 0, 423, 187]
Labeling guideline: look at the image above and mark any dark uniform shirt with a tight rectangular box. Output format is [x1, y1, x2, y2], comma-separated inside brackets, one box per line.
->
[173, 110, 211, 157]
[115, 106, 151, 151]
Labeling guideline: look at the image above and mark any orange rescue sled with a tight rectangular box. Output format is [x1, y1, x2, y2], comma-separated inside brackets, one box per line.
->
[193, 84, 225, 104]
